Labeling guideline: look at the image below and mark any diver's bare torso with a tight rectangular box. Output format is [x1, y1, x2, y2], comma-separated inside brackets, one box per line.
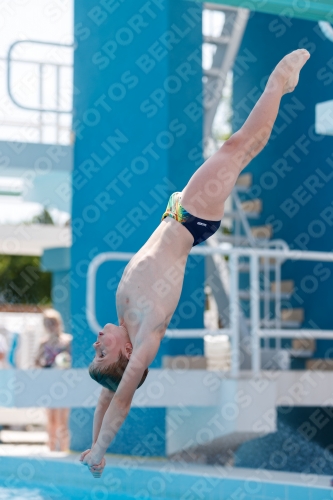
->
[114, 49, 312, 347]
[116, 217, 194, 340]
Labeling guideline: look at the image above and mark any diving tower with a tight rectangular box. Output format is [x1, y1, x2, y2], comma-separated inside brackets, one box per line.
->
[1, 366, 332, 456]
[2, 0, 333, 458]
[197, 0, 333, 23]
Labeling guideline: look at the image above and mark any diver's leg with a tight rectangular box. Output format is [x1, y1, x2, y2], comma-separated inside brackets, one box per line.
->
[181, 49, 310, 220]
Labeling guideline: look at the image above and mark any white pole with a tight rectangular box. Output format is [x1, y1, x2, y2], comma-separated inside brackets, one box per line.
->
[55, 65, 60, 144]
[229, 252, 239, 377]
[39, 63, 43, 142]
[250, 254, 260, 373]
[264, 255, 269, 345]
[275, 258, 281, 349]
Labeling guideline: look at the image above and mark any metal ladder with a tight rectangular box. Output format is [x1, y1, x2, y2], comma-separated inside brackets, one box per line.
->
[203, 2, 249, 143]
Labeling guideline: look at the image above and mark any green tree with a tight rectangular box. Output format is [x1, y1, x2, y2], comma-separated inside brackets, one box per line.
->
[31, 208, 54, 225]
[0, 255, 51, 304]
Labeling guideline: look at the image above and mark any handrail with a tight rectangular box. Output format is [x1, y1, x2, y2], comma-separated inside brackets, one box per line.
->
[0, 56, 72, 67]
[86, 246, 333, 376]
[86, 252, 134, 334]
[318, 21, 333, 43]
[189, 246, 333, 260]
[0, 120, 70, 130]
[231, 190, 257, 246]
[7, 40, 73, 113]
[250, 254, 260, 372]
[229, 252, 239, 376]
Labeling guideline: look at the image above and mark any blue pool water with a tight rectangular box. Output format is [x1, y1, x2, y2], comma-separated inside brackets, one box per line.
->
[0, 484, 139, 500]
[0, 456, 332, 500]
[0, 486, 44, 500]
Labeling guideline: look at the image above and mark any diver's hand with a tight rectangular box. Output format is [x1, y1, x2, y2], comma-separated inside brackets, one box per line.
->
[79, 449, 91, 461]
[80, 449, 106, 478]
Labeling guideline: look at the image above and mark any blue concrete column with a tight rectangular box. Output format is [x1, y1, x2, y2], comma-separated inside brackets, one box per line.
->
[70, 0, 204, 455]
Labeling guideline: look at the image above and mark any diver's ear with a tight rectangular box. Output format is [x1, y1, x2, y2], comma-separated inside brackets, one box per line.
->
[124, 342, 133, 360]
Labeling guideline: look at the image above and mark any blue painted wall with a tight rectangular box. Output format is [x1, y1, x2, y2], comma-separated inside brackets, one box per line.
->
[233, 12, 333, 359]
[70, 0, 204, 454]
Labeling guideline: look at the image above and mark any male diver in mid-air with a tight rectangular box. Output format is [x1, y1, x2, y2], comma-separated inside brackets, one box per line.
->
[80, 49, 310, 477]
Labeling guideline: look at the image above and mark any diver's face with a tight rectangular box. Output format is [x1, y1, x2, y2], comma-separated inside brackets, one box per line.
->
[92, 323, 129, 366]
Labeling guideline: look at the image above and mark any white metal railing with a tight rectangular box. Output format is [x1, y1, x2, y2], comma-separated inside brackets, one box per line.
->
[3, 40, 73, 144]
[203, 3, 249, 141]
[319, 21, 333, 42]
[228, 189, 290, 350]
[86, 247, 333, 378]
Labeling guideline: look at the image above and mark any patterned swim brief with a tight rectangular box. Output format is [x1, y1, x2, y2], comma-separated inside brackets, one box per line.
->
[161, 192, 221, 246]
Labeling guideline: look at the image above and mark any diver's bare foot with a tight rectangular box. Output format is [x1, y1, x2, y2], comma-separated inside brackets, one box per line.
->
[269, 49, 310, 95]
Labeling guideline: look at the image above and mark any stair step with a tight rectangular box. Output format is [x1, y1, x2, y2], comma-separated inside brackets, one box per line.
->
[162, 356, 207, 370]
[241, 199, 262, 213]
[214, 234, 261, 245]
[281, 308, 304, 323]
[260, 257, 280, 265]
[292, 338, 316, 351]
[0, 430, 48, 444]
[271, 280, 294, 293]
[289, 349, 314, 358]
[223, 211, 260, 219]
[306, 359, 333, 370]
[239, 291, 291, 300]
[236, 173, 252, 188]
[238, 262, 276, 273]
[245, 319, 302, 328]
[204, 67, 221, 78]
[251, 225, 273, 239]
[204, 3, 240, 12]
[203, 35, 231, 45]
